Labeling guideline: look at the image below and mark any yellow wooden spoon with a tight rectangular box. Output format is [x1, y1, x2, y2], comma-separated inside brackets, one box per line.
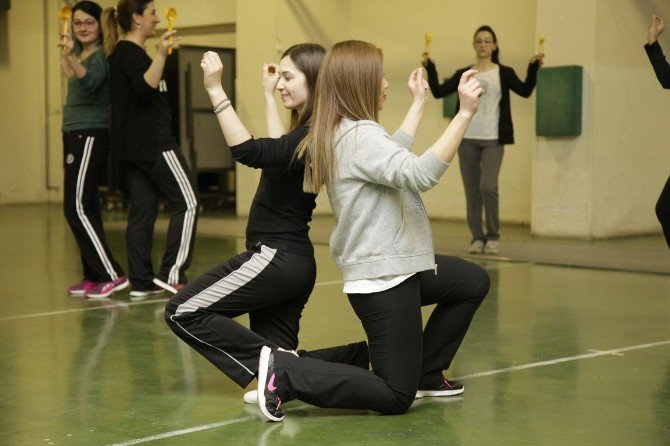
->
[59, 5, 72, 55]
[166, 7, 177, 55]
[424, 33, 434, 54]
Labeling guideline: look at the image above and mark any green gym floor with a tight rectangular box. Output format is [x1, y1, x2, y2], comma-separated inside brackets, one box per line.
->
[1, 204, 668, 445]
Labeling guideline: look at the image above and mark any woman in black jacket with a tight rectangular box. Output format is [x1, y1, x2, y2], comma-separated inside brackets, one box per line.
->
[423, 25, 543, 254]
[644, 14, 670, 249]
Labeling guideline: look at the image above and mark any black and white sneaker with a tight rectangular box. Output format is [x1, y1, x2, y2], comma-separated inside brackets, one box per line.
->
[415, 378, 464, 398]
[258, 346, 284, 422]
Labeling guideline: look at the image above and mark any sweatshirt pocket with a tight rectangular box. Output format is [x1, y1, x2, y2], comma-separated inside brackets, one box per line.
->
[392, 205, 432, 255]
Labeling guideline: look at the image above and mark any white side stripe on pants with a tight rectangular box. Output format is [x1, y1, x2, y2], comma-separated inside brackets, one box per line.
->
[162, 150, 197, 285]
[76, 136, 117, 280]
[172, 245, 278, 377]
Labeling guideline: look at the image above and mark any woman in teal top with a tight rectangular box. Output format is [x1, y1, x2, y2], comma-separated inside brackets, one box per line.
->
[59, 1, 127, 299]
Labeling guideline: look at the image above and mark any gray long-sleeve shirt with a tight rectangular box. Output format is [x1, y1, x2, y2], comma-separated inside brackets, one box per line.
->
[327, 119, 449, 281]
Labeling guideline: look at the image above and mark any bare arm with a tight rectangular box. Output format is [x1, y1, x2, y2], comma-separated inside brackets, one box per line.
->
[143, 30, 178, 88]
[262, 63, 285, 137]
[397, 67, 429, 138]
[427, 69, 482, 163]
[201, 51, 252, 146]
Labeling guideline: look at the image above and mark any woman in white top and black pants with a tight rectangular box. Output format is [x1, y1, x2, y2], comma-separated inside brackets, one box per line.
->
[424, 25, 543, 255]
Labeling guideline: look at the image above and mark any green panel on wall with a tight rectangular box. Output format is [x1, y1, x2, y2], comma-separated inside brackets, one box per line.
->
[442, 93, 458, 119]
[536, 65, 583, 136]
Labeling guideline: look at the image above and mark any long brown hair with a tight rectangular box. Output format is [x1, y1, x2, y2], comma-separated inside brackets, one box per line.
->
[101, 0, 152, 56]
[296, 40, 383, 193]
[280, 43, 325, 131]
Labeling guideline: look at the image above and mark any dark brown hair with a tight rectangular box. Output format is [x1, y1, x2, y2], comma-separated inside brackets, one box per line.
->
[281, 43, 326, 130]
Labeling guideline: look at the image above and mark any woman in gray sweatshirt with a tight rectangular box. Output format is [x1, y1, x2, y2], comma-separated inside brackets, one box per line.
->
[255, 40, 490, 422]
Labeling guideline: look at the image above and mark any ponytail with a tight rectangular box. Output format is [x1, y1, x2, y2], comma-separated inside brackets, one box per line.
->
[101, 1, 152, 56]
[101, 7, 119, 56]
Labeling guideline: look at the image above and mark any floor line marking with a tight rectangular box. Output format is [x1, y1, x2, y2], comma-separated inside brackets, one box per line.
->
[0, 262, 563, 323]
[454, 339, 670, 380]
[105, 338, 670, 445]
[105, 417, 254, 446]
[0, 298, 169, 322]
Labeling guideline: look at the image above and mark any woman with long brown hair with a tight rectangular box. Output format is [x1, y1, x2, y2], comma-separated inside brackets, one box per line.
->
[164, 43, 369, 407]
[251, 40, 489, 422]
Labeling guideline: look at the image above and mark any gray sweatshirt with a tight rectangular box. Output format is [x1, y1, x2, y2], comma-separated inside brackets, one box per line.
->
[327, 119, 449, 281]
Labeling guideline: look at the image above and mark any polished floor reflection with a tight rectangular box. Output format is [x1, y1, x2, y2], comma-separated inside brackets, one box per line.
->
[0, 205, 668, 445]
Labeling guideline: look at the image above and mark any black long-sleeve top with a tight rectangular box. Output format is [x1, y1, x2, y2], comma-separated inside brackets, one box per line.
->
[645, 40, 670, 88]
[109, 41, 178, 162]
[424, 59, 540, 145]
[230, 126, 316, 255]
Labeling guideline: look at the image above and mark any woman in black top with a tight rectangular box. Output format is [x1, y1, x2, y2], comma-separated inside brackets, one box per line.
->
[423, 25, 543, 255]
[102, 0, 198, 297]
[645, 14, 670, 249]
[164, 44, 368, 403]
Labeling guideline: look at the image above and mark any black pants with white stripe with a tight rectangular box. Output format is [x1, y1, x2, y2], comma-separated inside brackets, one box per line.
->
[124, 149, 199, 290]
[164, 243, 369, 388]
[63, 129, 124, 282]
[268, 255, 489, 415]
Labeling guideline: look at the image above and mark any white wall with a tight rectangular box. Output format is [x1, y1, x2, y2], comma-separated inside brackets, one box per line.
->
[533, 0, 670, 238]
[2, 0, 665, 238]
[349, 0, 538, 224]
[234, 0, 352, 216]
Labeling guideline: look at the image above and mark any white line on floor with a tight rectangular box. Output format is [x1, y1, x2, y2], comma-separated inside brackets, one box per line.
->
[0, 262, 532, 323]
[454, 339, 670, 380]
[0, 298, 169, 322]
[105, 338, 670, 446]
[106, 417, 254, 446]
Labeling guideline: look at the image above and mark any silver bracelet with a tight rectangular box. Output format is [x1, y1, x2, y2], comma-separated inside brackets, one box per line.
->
[211, 98, 227, 112]
[213, 99, 232, 114]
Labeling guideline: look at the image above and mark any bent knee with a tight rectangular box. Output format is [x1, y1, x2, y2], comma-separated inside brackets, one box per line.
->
[472, 265, 491, 301]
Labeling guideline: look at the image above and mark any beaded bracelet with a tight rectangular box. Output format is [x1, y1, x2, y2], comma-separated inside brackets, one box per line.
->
[211, 98, 227, 111]
[213, 99, 232, 114]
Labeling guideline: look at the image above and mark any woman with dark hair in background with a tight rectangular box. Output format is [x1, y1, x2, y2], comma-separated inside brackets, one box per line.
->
[645, 14, 670, 249]
[165, 43, 369, 407]
[423, 25, 543, 255]
[59, 0, 128, 299]
[102, 0, 198, 298]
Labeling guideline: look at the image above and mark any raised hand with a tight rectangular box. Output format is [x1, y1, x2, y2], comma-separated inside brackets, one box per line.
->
[58, 32, 74, 56]
[421, 51, 433, 67]
[649, 15, 665, 44]
[457, 69, 483, 118]
[262, 63, 280, 95]
[159, 29, 180, 55]
[407, 67, 429, 103]
[529, 53, 545, 66]
[201, 51, 224, 92]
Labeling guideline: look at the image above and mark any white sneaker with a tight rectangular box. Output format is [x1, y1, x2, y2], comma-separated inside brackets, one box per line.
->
[243, 390, 258, 404]
[468, 240, 485, 254]
[484, 240, 499, 254]
[129, 286, 164, 301]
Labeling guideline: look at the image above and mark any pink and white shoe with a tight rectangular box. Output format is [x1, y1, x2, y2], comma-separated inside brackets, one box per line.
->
[67, 281, 96, 296]
[86, 276, 130, 299]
